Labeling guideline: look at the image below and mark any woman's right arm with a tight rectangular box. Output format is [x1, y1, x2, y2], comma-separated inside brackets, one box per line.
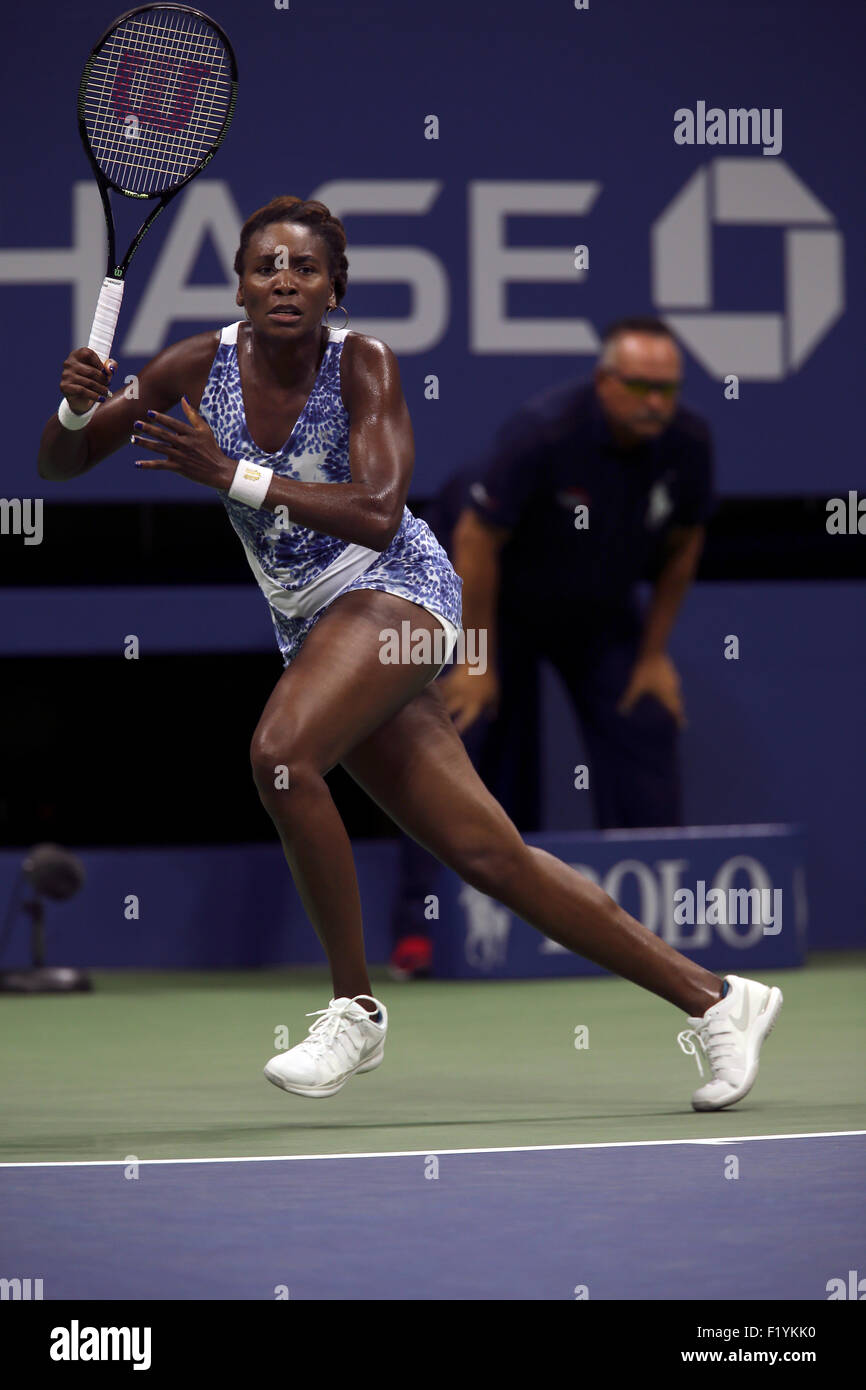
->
[37, 332, 220, 481]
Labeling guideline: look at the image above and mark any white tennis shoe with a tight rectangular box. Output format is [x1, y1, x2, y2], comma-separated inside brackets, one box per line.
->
[264, 995, 388, 1098]
[677, 974, 783, 1112]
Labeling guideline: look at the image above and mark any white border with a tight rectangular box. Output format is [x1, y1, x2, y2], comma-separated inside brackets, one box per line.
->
[1, 1130, 863, 1169]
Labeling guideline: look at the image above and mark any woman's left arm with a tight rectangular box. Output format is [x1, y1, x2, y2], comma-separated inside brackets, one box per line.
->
[131, 334, 413, 552]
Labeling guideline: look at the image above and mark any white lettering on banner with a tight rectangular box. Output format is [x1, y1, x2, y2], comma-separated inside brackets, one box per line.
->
[0, 170, 842, 371]
[538, 855, 786, 956]
[124, 182, 244, 355]
[469, 182, 600, 353]
[713, 855, 778, 941]
[309, 180, 448, 352]
[600, 858, 659, 934]
[652, 158, 844, 380]
[656, 858, 710, 948]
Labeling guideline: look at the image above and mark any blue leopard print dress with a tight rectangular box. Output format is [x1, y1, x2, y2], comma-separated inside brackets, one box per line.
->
[199, 321, 463, 667]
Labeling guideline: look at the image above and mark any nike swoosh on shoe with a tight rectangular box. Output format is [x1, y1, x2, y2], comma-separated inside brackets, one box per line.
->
[729, 991, 751, 1030]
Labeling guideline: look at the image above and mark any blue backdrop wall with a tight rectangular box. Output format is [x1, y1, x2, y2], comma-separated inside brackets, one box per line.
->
[1, 0, 863, 949]
[1, 0, 862, 501]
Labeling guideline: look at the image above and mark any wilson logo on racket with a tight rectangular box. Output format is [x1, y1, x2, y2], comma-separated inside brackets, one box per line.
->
[111, 51, 213, 134]
[77, 5, 238, 365]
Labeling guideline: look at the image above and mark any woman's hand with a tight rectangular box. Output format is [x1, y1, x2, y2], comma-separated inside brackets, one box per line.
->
[132, 397, 235, 491]
[60, 348, 116, 414]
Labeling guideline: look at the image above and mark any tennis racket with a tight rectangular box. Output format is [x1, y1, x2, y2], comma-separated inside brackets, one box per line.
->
[78, 3, 238, 363]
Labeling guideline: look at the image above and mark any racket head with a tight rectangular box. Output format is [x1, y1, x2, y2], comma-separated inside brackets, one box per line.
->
[77, 3, 237, 202]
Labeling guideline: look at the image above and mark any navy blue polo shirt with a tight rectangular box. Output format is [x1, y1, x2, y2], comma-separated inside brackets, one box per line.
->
[460, 380, 715, 618]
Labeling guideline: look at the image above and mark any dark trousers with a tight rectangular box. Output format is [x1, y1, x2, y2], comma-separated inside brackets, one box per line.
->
[391, 599, 682, 942]
[538, 602, 683, 830]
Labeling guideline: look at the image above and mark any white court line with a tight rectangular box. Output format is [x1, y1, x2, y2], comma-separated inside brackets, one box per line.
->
[0, 1129, 864, 1169]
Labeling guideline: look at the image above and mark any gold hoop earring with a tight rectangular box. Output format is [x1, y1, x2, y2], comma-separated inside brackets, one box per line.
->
[324, 303, 349, 330]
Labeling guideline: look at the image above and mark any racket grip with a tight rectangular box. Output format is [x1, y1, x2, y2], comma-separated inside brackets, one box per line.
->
[87, 277, 125, 362]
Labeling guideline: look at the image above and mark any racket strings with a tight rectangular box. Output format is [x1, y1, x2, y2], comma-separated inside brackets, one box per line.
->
[87, 16, 228, 185]
[83, 7, 233, 195]
[86, 33, 228, 190]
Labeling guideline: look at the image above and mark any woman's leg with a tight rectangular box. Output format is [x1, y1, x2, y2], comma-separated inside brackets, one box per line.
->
[250, 589, 445, 1003]
[341, 682, 723, 1016]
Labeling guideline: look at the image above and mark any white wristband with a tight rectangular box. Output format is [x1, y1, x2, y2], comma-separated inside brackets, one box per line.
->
[228, 458, 274, 508]
[58, 397, 99, 430]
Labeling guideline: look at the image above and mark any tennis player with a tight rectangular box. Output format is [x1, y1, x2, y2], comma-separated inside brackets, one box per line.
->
[38, 196, 782, 1112]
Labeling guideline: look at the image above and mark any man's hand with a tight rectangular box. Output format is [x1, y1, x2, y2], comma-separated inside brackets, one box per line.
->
[132, 398, 234, 491]
[438, 665, 501, 735]
[617, 651, 686, 728]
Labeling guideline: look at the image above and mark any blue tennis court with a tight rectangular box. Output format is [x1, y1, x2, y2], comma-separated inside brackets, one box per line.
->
[2, 1132, 862, 1300]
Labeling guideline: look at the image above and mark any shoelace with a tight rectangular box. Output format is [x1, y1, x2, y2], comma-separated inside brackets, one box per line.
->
[299, 999, 373, 1062]
[677, 1017, 739, 1080]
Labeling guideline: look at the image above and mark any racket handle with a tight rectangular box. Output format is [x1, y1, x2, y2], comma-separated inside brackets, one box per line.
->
[87, 277, 125, 362]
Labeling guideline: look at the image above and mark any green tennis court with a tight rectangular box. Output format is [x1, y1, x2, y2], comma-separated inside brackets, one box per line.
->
[3, 953, 862, 1165]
